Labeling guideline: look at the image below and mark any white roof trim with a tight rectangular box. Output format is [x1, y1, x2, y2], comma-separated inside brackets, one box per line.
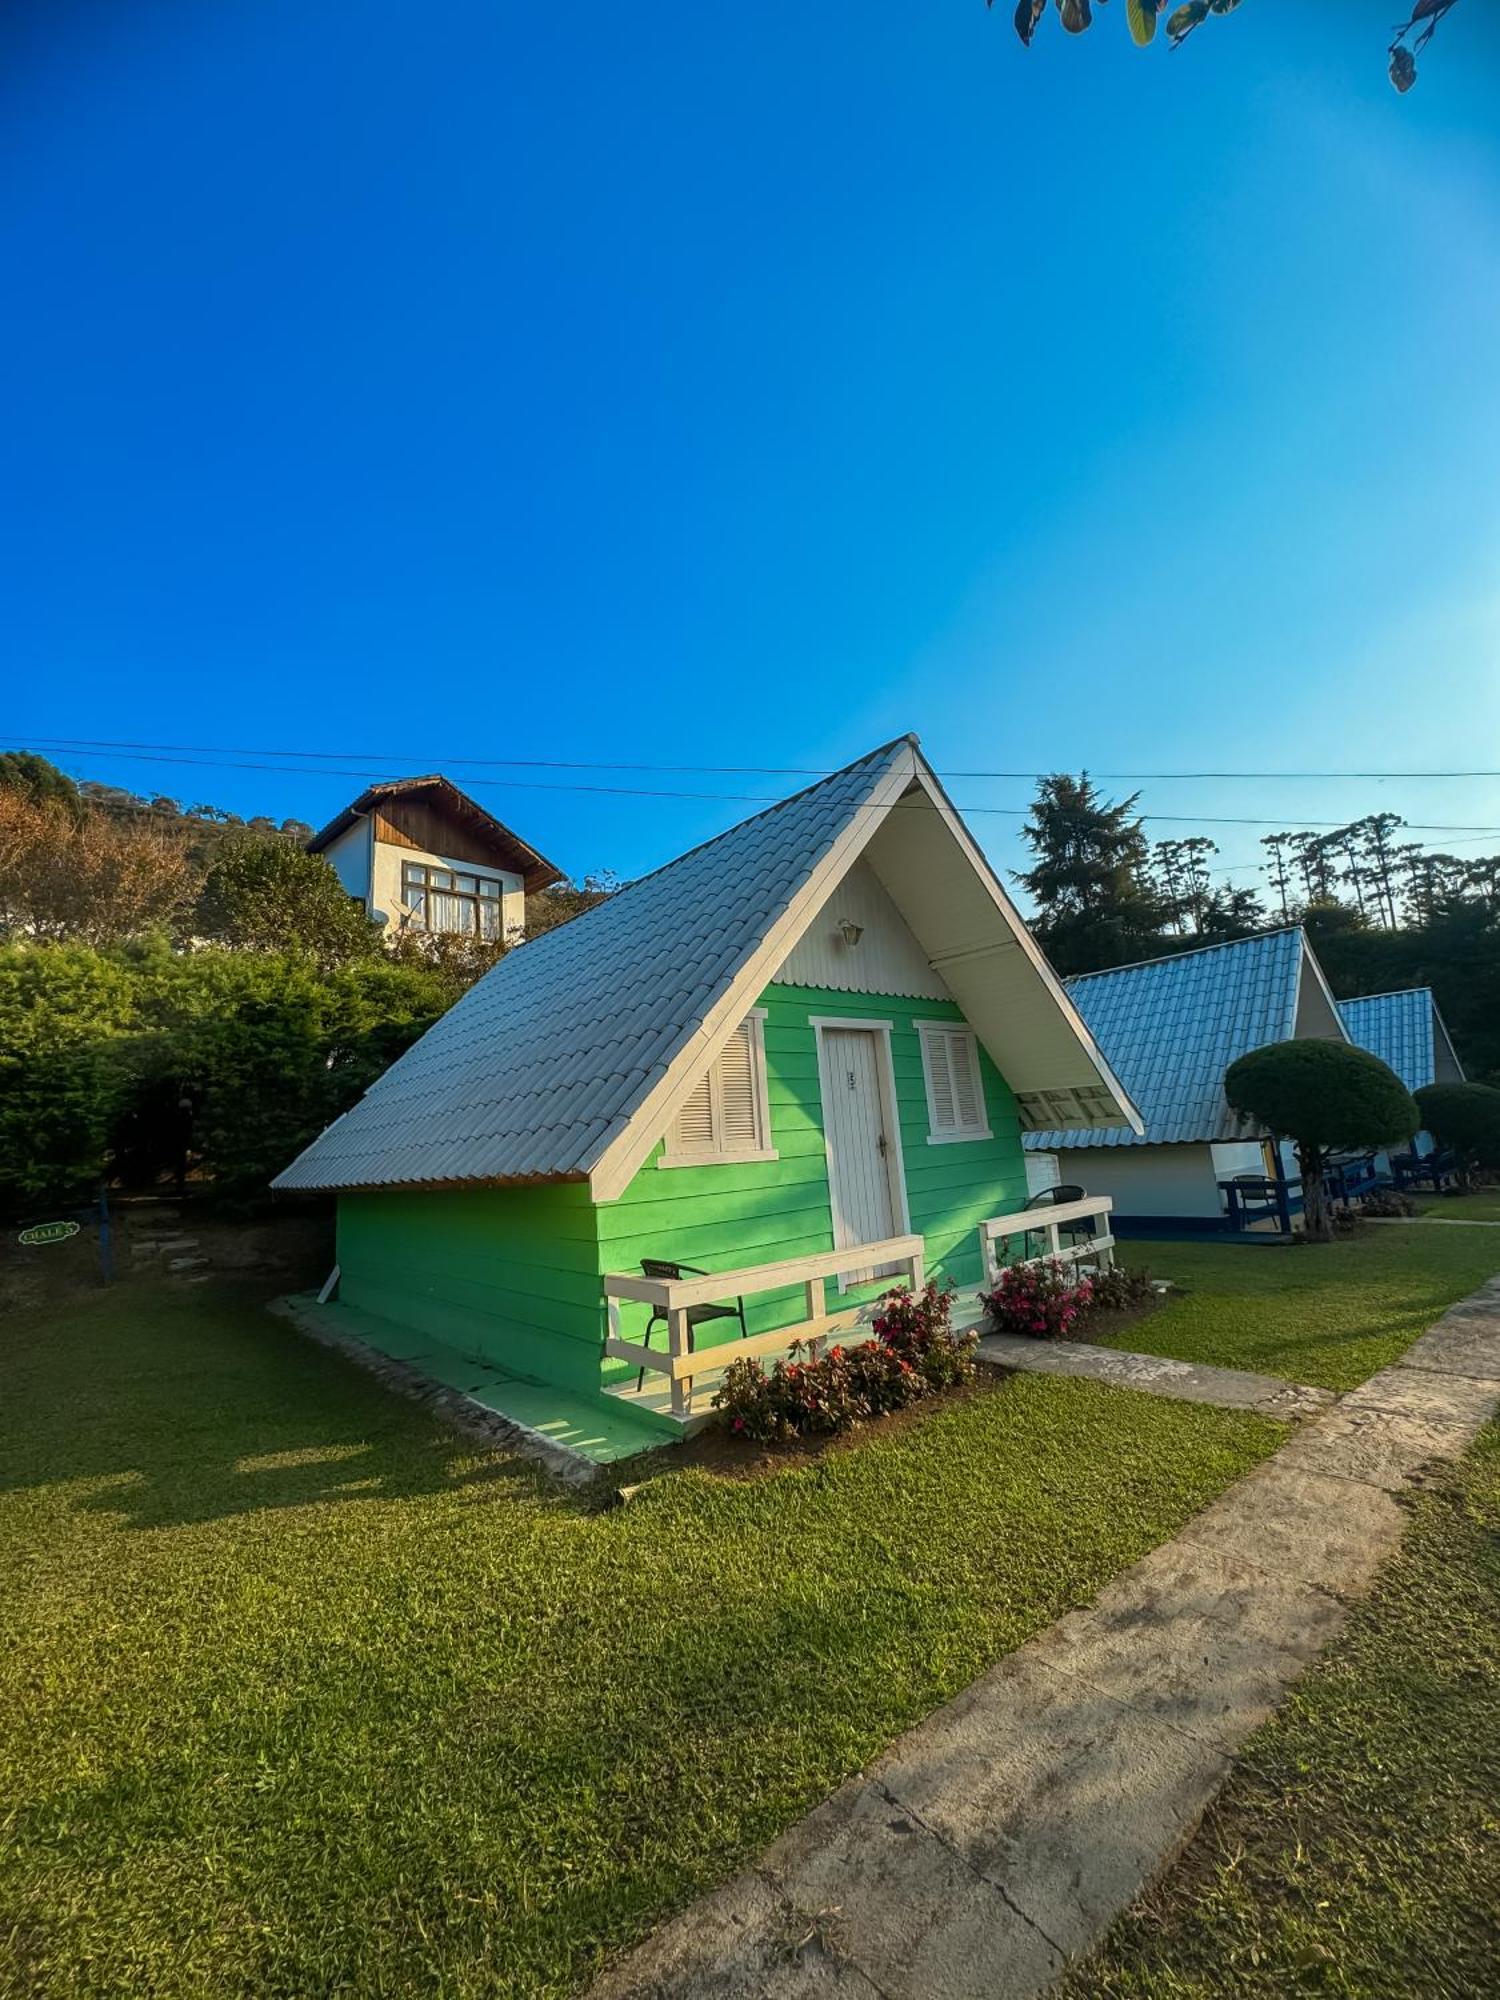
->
[586, 746, 1143, 1200]
[585, 746, 921, 1200]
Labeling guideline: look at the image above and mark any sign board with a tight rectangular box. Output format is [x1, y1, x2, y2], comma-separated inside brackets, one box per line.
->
[17, 1220, 81, 1248]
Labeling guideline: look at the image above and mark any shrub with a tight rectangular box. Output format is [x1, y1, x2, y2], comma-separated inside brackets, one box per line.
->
[1414, 1082, 1500, 1184]
[1079, 1263, 1158, 1313]
[1362, 1187, 1416, 1218]
[712, 1281, 977, 1442]
[1225, 1040, 1418, 1241]
[979, 1257, 1093, 1339]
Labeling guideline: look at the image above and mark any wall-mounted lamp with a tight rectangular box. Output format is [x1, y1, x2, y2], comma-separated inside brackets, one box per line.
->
[837, 918, 864, 949]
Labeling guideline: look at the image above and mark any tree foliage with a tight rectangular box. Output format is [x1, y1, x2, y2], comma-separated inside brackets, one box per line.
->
[1414, 1082, 1500, 1179]
[991, 0, 1463, 92]
[194, 837, 383, 966]
[1225, 1039, 1418, 1239]
[0, 790, 192, 946]
[1016, 774, 1168, 974]
[0, 940, 447, 1208]
[0, 750, 80, 809]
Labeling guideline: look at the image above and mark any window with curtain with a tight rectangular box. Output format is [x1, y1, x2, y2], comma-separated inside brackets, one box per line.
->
[401, 861, 505, 939]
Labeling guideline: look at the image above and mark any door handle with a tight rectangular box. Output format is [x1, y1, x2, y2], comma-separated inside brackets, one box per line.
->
[877, 1133, 889, 1158]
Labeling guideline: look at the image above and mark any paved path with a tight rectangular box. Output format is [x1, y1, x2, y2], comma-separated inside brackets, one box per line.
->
[589, 1277, 1500, 2000]
[975, 1332, 1336, 1420]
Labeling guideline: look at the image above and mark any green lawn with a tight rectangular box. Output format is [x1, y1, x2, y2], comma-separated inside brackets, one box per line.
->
[1061, 1421, 1500, 1999]
[1101, 1228, 1500, 1391]
[1413, 1189, 1500, 1222]
[0, 1279, 1281, 1999]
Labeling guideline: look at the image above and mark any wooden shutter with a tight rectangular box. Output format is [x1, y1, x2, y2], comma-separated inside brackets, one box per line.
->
[717, 1023, 761, 1150]
[948, 1032, 982, 1132]
[664, 1014, 768, 1161]
[670, 1071, 716, 1154]
[926, 1033, 957, 1132]
[921, 1024, 987, 1139]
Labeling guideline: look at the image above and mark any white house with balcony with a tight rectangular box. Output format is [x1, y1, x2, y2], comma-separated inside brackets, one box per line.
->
[307, 775, 561, 944]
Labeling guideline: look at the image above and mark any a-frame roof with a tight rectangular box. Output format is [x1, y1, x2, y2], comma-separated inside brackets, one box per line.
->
[274, 736, 1141, 1201]
[1024, 927, 1349, 1151]
[1338, 988, 1465, 1094]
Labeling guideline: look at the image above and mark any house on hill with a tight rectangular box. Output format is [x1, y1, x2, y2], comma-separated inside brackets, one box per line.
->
[275, 736, 1140, 1451]
[1024, 927, 1350, 1232]
[308, 775, 561, 944]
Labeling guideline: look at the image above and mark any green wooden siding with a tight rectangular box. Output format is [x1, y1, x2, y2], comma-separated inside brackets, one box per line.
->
[596, 981, 1029, 1376]
[336, 1183, 606, 1394]
[335, 979, 1030, 1399]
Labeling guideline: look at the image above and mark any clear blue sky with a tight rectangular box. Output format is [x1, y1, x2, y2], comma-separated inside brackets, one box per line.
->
[4, 1, 1499, 904]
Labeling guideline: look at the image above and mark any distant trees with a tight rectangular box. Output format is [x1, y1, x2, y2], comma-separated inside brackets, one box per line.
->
[0, 787, 191, 947]
[195, 838, 383, 966]
[994, 0, 1463, 94]
[1016, 775, 1168, 973]
[1414, 1082, 1500, 1186]
[1225, 1041, 1419, 1241]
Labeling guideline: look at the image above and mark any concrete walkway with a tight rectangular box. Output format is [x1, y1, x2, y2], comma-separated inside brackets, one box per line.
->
[589, 1277, 1500, 2000]
[975, 1332, 1336, 1420]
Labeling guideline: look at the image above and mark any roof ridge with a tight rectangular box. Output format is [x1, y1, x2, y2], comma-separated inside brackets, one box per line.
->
[1066, 924, 1303, 985]
[1338, 985, 1433, 1005]
[497, 734, 919, 961]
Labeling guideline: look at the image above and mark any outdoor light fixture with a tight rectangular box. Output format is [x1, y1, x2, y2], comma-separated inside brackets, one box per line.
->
[838, 918, 864, 948]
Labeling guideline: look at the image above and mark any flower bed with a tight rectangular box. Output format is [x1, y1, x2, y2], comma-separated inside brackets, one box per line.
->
[979, 1258, 1159, 1339]
[712, 1281, 978, 1443]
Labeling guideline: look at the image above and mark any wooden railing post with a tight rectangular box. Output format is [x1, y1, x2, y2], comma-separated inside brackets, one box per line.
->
[668, 1305, 691, 1419]
[805, 1275, 826, 1355]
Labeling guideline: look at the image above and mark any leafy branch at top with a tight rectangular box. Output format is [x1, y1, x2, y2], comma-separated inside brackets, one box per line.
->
[989, 0, 1464, 91]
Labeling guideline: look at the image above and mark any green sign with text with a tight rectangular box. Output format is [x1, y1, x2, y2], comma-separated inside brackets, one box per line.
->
[17, 1220, 80, 1247]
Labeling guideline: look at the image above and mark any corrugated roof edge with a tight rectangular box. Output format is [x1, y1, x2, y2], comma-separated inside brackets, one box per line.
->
[1064, 924, 1306, 987]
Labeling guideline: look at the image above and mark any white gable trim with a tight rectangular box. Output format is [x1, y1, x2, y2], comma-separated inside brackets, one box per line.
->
[586, 744, 1143, 1203]
[585, 747, 923, 1202]
[900, 765, 1144, 1139]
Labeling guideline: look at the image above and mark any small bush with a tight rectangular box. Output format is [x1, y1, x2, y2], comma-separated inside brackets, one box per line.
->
[1080, 1263, 1158, 1313]
[712, 1281, 977, 1443]
[1362, 1188, 1416, 1218]
[979, 1257, 1093, 1340]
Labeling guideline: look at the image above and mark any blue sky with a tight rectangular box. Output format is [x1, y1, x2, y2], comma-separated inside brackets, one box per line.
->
[4, 0, 1499, 904]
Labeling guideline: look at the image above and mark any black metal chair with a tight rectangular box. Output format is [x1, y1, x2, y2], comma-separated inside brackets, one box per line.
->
[635, 1260, 750, 1391]
[1023, 1182, 1093, 1260]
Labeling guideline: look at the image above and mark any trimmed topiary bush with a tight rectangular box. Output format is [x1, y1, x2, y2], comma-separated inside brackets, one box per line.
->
[1225, 1039, 1418, 1242]
[1414, 1082, 1500, 1186]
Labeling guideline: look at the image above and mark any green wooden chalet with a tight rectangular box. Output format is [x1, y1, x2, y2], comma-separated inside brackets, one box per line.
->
[275, 737, 1140, 1455]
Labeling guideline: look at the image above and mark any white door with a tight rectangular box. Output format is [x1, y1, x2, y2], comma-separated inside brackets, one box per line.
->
[820, 1027, 900, 1285]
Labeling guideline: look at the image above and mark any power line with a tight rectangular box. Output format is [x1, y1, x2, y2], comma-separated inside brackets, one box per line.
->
[15, 741, 1500, 838]
[9, 734, 1500, 785]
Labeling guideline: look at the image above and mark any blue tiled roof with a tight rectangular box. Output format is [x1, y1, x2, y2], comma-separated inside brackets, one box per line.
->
[1338, 989, 1459, 1094]
[1024, 928, 1311, 1150]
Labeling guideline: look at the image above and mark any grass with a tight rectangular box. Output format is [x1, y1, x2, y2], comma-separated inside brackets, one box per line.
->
[1099, 1227, 1500, 1391]
[0, 1276, 1282, 1999]
[1061, 1421, 1500, 1999]
[1413, 1188, 1500, 1222]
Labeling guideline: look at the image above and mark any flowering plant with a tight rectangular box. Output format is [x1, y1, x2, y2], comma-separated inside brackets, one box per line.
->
[978, 1257, 1091, 1340]
[712, 1280, 977, 1442]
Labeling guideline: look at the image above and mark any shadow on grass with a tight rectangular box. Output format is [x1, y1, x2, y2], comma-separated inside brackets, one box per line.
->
[1, 1276, 572, 1531]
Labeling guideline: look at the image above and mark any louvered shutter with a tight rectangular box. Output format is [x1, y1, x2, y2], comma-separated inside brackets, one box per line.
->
[920, 1024, 988, 1139]
[927, 1034, 958, 1131]
[948, 1031, 982, 1132]
[717, 1023, 761, 1150]
[670, 1070, 716, 1154]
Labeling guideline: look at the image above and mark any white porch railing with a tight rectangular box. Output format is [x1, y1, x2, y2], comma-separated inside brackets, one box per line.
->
[979, 1196, 1115, 1287]
[602, 1234, 926, 1420]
